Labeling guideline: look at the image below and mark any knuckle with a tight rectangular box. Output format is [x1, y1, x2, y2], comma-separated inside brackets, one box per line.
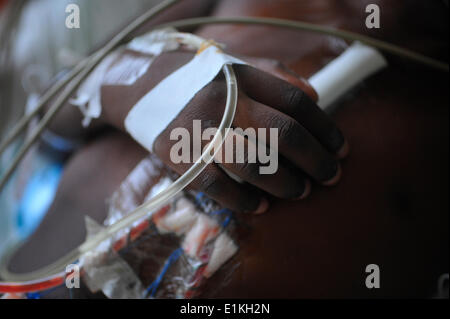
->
[285, 86, 305, 109]
[198, 170, 223, 197]
[267, 113, 287, 131]
[233, 160, 260, 182]
[272, 116, 303, 147]
[277, 117, 296, 140]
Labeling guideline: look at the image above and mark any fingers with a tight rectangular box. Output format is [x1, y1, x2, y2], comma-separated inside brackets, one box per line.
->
[243, 57, 319, 102]
[235, 96, 341, 185]
[214, 131, 311, 199]
[160, 154, 269, 214]
[153, 117, 269, 213]
[150, 62, 348, 213]
[190, 164, 268, 214]
[236, 64, 348, 157]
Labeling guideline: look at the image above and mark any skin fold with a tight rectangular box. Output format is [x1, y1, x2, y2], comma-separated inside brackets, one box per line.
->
[7, 0, 448, 298]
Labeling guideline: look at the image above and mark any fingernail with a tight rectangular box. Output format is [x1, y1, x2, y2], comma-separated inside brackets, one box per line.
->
[323, 163, 342, 186]
[252, 197, 269, 215]
[337, 140, 350, 159]
[294, 179, 311, 200]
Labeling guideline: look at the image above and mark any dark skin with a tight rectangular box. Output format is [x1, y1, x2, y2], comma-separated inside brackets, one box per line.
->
[45, 0, 348, 214]
[99, 49, 346, 214]
[44, 0, 220, 140]
[7, 0, 448, 298]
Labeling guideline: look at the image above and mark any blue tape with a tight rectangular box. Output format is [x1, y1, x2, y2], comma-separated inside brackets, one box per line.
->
[146, 248, 184, 298]
[208, 208, 232, 228]
[196, 193, 233, 227]
[209, 208, 231, 216]
[195, 192, 208, 206]
[222, 215, 232, 228]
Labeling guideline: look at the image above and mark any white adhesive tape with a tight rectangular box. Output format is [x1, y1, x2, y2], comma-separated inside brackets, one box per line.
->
[70, 50, 121, 127]
[125, 45, 246, 152]
[70, 28, 180, 127]
[309, 42, 387, 111]
[126, 27, 180, 56]
[103, 55, 152, 86]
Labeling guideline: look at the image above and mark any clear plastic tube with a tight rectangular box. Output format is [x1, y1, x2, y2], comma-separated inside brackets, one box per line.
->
[5, 12, 448, 287]
[0, 36, 238, 282]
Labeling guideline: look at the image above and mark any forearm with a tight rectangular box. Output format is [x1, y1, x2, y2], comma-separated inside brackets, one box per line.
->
[44, 0, 219, 139]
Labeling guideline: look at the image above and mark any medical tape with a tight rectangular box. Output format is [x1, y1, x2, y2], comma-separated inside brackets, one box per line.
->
[126, 27, 180, 55]
[309, 42, 387, 111]
[70, 50, 121, 127]
[70, 28, 180, 127]
[125, 45, 246, 152]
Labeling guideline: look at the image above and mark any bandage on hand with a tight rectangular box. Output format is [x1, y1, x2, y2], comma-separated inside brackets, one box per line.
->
[100, 50, 347, 214]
